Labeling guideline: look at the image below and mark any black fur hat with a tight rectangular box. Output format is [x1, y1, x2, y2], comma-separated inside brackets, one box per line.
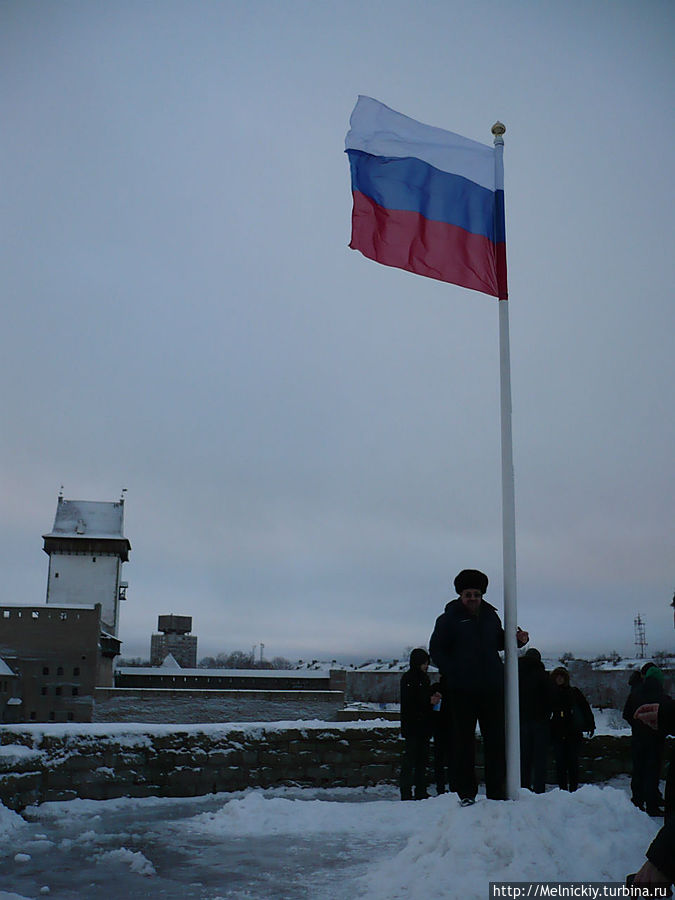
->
[453, 569, 488, 595]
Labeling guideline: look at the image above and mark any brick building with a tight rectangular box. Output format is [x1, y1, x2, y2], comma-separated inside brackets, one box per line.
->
[150, 614, 198, 668]
[0, 602, 120, 723]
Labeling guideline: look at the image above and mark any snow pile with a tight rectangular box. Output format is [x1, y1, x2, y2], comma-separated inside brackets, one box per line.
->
[174, 785, 657, 899]
[593, 706, 629, 735]
[182, 788, 413, 837]
[95, 847, 156, 876]
[0, 801, 28, 844]
[357, 786, 656, 900]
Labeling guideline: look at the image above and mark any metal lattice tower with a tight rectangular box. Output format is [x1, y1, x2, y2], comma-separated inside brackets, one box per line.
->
[634, 614, 647, 659]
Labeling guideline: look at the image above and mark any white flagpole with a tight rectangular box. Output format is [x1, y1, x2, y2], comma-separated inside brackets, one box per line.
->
[492, 121, 520, 801]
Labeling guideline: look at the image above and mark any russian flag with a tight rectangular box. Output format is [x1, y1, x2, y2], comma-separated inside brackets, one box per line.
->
[345, 96, 507, 300]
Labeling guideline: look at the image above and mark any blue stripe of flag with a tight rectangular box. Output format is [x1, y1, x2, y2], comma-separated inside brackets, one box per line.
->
[347, 149, 503, 244]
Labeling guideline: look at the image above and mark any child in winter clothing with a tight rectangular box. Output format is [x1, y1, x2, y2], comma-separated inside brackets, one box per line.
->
[549, 666, 595, 792]
[399, 648, 441, 800]
[518, 648, 551, 793]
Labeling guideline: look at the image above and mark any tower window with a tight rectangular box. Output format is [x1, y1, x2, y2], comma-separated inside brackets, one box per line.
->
[67, 712, 74, 722]
[60, 612, 67, 621]
[55, 686, 62, 696]
[49, 711, 55, 721]
[30, 711, 36, 720]
[2, 611, 9, 618]
[73, 667, 80, 676]
[72, 687, 79, 696]
[32, 611, 39, 619]
[57, 667, 64, 676]
[42, 666, 49, 676]
[41, 686, 47, 696]
[54, 573, 59, 578]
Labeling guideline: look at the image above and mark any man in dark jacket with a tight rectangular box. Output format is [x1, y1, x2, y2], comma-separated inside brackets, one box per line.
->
[633, 697, 675, 892]
[518, 648, 551, 793]
[623, 664, 667, 815]
[429, 569, 528, 805]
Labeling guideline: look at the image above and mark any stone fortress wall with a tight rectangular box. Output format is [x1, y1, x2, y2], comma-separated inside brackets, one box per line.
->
[2, 722, 670, 812]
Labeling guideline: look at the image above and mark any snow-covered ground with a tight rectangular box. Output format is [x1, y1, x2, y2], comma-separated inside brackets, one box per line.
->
[0, 777, 663, 900]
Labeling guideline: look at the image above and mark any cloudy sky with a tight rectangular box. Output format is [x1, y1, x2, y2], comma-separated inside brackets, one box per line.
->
[2, 1, 673, 663]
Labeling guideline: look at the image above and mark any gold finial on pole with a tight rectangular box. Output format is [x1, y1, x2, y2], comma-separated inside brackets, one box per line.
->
[492, 121, 506, 145]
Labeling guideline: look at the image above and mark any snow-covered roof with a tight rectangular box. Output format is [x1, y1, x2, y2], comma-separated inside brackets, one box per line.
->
[116, 667, 330, 679]
[43, 498, 127, 540]
[160, 653, 181, 669]
[0, 658, 17, 677]
[1, 602, 97, 611]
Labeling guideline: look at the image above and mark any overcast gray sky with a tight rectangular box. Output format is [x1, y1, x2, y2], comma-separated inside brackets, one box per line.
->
[2, 0, 673, 663]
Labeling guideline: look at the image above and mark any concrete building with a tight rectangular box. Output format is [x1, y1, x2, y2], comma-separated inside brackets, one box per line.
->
[150, 614, 198, 668]
[43, 494, 131, 637]
[0, 602, 120, 723]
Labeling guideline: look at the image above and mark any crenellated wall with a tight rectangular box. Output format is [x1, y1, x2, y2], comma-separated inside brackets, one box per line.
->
[1, 722, 663, 812]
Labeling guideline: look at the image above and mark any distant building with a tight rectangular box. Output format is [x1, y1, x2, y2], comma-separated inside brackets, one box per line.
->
[0, 657, 21, 723]
[0, 493, 130, 723]
[43, 495, 131, 637]
[115, 665, 330, 691]
[0, 602, 120, 723]
[150, 615, 198, 668]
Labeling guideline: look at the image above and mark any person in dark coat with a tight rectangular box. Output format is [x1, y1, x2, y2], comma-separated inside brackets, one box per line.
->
[549, 666, 595, 792]
[623, 663, 667, 815]
[399, 648, 441, 801]
[429, 569, 529, 805]
[633, 697, 675, 893]
[518, 648, 551, 793]
[430, 675, 454, 795]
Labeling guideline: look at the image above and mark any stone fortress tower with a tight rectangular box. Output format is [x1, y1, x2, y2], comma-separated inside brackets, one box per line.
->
[43, 491, 131, 637]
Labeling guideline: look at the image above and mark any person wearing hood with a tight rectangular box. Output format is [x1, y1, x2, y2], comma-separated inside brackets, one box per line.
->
[631, 591, 675, 893]
[399, 647, 441, 801]
[549, 666, 595, 792]
[518, 648, 551, 794]
[623, 663, 667, 816]
[429, 569, 529, 805]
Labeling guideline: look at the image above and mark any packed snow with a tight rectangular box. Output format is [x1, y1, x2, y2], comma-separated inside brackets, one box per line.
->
[0, 779, 664, 899]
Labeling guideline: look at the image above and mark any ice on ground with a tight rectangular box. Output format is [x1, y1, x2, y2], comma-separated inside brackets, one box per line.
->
[172, 784, 658, 899]
[0, 782, 664, 899]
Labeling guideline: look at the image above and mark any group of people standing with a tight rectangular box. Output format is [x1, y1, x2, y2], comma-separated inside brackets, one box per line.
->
[401, 568, 596, 804]
[399, 570, 674, 892]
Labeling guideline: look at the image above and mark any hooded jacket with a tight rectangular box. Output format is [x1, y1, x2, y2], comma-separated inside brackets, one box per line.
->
[400, 666, 433, 739]
[549, 668, 595, 741]
[518, 650, 551, 722]
[429, 597, 506, 692]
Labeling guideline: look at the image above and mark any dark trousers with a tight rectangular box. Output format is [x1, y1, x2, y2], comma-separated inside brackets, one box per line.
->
[520, 720, 549, 793]
[630, 730, 664, 811]
[552, 737, 579, 792]
[432, 719, 454, 793]
[400, 734, 429, 800]
[449, 690, 506, 801]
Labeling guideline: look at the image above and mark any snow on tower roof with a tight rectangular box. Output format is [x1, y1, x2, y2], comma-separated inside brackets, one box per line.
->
[43, 498, 128, 540]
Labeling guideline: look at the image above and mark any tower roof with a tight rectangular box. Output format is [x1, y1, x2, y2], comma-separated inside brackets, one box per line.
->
[42, 497, 131, 560]
[43, 498, 127, 540]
